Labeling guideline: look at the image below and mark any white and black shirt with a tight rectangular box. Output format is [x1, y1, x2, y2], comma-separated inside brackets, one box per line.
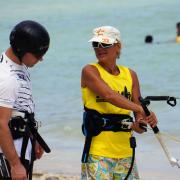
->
[0, 53, 35, 112]
[0, 52, 35, 160]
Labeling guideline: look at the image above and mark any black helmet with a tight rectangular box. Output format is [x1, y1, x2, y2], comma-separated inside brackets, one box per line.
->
[10, 20, 50, 60]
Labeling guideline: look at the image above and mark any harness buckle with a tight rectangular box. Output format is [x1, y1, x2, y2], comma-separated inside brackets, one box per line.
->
[102, 118, 108, 127]
[34, 120, 41, 129]
[121, 118, 133, 129]
[18, 126, 26, 132]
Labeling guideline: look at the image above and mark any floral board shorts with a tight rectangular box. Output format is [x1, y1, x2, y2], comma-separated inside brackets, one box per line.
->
[81, 154, 140, 180]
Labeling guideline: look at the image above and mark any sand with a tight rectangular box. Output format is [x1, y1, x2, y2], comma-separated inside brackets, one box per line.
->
[33, 172, 80, 180]
[32, 137, 180, 180]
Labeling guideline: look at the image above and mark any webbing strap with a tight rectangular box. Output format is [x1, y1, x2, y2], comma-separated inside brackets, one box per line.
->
[28, 136, 36, 180]
[20, 133, 29, 161]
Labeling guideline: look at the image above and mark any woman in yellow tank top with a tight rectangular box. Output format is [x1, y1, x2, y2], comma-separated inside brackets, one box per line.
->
[81, 26, 157, 180]
[176, 22, 180, 43]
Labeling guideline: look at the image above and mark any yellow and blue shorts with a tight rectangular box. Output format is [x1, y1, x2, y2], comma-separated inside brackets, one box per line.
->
[81, 154, 140, 180]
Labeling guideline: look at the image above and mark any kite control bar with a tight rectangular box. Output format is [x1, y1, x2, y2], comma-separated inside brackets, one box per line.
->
[139, 96, 180, 168]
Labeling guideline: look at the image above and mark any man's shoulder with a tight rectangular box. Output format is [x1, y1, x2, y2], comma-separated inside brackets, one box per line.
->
[0, 67, 19, 91]
[0, 55, 21, 83]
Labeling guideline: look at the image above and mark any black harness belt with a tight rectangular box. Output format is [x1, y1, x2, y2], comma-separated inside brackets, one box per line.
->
[7, 111, 51, 180]
[81, 108, 133, 163]
[9, 112, 51, 153]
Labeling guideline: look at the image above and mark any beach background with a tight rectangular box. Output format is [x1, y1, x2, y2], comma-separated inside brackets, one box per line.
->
[0, 0, 180, 179]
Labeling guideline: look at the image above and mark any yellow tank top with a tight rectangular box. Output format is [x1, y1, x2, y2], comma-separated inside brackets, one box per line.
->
[81, 63, 133, 158]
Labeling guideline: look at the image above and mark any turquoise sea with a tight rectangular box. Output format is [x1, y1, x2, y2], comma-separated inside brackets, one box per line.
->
[0, 0, 180, 179]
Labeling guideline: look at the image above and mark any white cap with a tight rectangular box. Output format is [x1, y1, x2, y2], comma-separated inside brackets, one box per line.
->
[88, 26, 121, 44]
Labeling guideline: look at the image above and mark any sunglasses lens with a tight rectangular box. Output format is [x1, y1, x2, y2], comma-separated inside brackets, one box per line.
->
[92, 42, 113, 48]
[92, 42, 99, 48]
[101, 43, 113, 48]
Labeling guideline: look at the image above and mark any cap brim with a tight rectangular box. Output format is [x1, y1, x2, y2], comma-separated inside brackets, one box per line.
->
[88, 36, 115, 44]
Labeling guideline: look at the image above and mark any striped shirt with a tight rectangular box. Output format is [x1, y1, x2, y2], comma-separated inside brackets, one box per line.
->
[0, 52, 35, 160]
[0, 53, 35, 113]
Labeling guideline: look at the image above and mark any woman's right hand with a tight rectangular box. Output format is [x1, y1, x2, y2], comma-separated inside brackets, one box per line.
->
[137, 105, 158, 128]
[145, 111, 158, 128]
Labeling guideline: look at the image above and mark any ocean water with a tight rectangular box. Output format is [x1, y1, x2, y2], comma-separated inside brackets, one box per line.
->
[0, 0, 180, 177]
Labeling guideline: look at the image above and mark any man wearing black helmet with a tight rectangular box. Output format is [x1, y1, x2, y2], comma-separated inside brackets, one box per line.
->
[0, 20, 50, 180]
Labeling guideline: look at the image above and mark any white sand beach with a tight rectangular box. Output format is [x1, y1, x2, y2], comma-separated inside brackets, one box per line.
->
[33, 143, 180, 180]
